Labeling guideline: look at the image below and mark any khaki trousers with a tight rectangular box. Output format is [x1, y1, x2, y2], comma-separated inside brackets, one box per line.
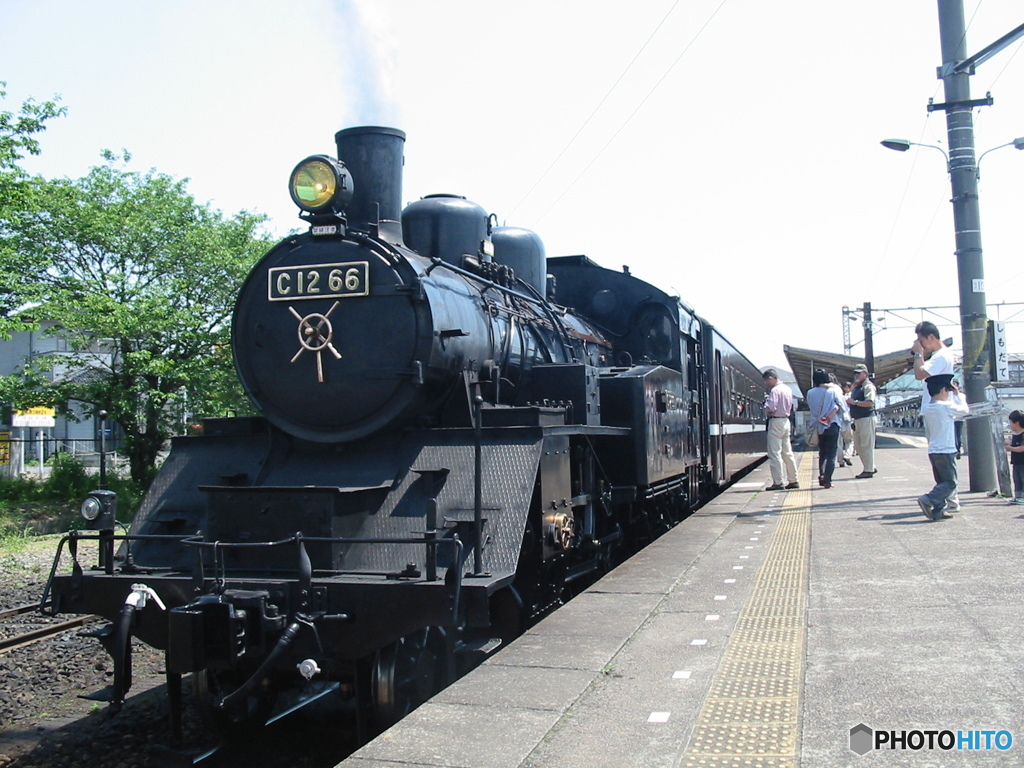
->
[854, 416, 876, 472]
[767, 418, 799, 485]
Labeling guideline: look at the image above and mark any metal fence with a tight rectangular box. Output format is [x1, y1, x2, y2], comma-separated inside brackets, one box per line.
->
[0, 434, 126, 479]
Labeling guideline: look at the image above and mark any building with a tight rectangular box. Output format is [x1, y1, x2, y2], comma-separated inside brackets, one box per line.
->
[0, 322, 113, 462]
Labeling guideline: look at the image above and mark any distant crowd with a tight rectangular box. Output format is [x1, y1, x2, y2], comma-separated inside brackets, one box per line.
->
[758, 320, 1021, 522]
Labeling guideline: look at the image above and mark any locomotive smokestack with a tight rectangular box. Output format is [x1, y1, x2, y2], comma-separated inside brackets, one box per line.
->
[335, 126, 406, 239]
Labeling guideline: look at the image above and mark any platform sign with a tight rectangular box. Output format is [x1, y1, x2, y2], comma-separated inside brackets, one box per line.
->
[992, 321, 1009, 382]
[12, 407, 55, 428]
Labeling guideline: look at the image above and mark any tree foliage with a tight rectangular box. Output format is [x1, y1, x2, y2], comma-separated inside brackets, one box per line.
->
[0, 83, 66, 336]
[1, 150, 273, 484]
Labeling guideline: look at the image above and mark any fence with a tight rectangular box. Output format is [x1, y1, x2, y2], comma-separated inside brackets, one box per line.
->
[0, 434, 126, 479]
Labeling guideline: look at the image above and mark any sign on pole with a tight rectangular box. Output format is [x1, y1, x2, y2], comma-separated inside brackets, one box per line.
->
[12, 407, 55, 428]
[992, 320, 1009, 382]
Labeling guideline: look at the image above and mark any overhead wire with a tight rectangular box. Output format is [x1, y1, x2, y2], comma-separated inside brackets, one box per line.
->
[975, 28, 1024, 299]
[868, 2, 1024, 350]
[504, 0, 682, 222]
[524, 0, 730, 228]
[866, 0, 986, 302]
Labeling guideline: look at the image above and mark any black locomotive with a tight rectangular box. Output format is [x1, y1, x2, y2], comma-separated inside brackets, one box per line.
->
[41, 126, 765, 742]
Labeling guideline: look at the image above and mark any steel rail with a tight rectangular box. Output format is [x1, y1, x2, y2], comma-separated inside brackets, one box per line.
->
[0, 616, 91, 654]
[0, 602, 42, 621]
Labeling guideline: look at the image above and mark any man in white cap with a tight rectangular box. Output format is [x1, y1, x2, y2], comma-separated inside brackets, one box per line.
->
[847, 363, 877, 478]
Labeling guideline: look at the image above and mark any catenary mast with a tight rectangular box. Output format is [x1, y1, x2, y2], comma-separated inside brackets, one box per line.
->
[934, 1, 1024, 491]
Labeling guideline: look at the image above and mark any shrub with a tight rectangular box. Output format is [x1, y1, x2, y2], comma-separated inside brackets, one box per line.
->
[47, 453, 93, 500]
[0, 456, 146, 524]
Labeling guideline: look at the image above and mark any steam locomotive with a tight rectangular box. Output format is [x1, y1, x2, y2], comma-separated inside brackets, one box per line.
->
[41, 126, 765, 743]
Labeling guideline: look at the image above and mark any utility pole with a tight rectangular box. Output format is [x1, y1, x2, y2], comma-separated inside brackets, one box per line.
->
[842, 306, 853, 355]
[931, 1, 1024, 491]
[862, 302, 875, 375]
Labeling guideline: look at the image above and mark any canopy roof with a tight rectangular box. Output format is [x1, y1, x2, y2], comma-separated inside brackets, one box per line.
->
[782, 345, 914, 401]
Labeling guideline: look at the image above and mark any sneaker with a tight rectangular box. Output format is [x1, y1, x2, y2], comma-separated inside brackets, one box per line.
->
[856, 471, 876, 479]
[916, 495, 934, 521]
[785, 482, 800, 489]
[1013, 498, 1024, 505]
[946, 504, 961, 513]
[935, 510, 953, 520]
[765, 484, 784, 491]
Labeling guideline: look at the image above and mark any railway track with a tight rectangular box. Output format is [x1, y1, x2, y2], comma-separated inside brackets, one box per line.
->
[0, 601, 92, 654]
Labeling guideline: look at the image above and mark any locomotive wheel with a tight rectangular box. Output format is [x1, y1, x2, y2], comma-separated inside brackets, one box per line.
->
[371, 626, 447, 728]
[193, 668, 278, 736]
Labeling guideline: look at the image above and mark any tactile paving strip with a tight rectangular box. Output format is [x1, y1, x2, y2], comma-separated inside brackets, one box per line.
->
[678, 455, 812, 768]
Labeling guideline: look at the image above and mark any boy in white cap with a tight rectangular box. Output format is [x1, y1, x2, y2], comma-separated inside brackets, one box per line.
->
[917, 374, 968, 521]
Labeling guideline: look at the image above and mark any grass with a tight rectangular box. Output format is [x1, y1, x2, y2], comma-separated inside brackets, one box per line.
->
[0, 453, 145, 557]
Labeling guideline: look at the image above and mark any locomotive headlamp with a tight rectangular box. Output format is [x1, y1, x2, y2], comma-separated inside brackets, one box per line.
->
[289, 155, 353, 214]
[80, 489, 117, 530]
[80, 496, 101, 522]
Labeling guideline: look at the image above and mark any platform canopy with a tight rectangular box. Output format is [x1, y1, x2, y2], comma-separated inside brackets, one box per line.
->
[782, 345, 914, 401]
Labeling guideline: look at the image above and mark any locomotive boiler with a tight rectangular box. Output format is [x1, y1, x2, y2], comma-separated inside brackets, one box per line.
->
[42, 126, 766, 743]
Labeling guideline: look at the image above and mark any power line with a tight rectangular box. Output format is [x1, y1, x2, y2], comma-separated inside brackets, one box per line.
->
[529, 0, 730, 228]
[505, 0, 682, 221]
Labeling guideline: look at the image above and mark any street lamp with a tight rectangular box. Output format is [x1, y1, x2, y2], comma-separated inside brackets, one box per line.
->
[880, 139, 950, 169]
[976, 136, 1024, 179]
[882, 136, 1023, 178]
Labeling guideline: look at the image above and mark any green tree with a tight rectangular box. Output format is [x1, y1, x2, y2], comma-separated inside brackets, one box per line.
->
[0, 83, 65, 337]
[2, 153, 272, 484]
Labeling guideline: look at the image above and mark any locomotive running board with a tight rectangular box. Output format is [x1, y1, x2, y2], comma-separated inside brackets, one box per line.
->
[151, 742, 223, 767]
[455, 636, 502, 661]
[264, 681, 340, 725]
[150, 683, 341, 766]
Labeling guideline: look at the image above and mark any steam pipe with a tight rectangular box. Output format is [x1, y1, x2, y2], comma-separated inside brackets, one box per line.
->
[218, 620, 304, 712]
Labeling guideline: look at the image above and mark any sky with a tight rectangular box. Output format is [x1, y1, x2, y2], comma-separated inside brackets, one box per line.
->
[1, 0, 1023, 371]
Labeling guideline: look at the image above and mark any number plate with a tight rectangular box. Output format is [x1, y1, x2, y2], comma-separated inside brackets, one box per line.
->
[268, 261, 369, 301]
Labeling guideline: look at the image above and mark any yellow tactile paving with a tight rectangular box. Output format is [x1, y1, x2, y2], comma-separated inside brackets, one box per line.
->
[678, 454, 813, 768]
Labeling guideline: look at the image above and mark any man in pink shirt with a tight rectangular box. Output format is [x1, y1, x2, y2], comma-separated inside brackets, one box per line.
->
[762, 369, 799, 490]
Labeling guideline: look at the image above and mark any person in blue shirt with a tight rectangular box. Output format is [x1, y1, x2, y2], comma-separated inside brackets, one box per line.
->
[805, 369, 844, 489]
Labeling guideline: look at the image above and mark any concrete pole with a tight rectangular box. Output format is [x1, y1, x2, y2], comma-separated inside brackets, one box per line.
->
[937, 0, 997, 492]
[862, 302, 875, 375]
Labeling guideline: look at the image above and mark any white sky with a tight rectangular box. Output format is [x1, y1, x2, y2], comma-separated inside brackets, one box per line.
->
[2, 0, 1022, 370]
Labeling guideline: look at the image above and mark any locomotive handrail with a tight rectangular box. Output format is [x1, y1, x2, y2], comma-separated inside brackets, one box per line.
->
[423, 253, 593, 362]
[511, 271, 581, 363]
[424, 256, 545, 308]
[42, 530, 464, 548]
[178, 534, 461, 548]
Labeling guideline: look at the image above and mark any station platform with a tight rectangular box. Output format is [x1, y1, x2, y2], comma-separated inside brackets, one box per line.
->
[338, 435, 1024, 768]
